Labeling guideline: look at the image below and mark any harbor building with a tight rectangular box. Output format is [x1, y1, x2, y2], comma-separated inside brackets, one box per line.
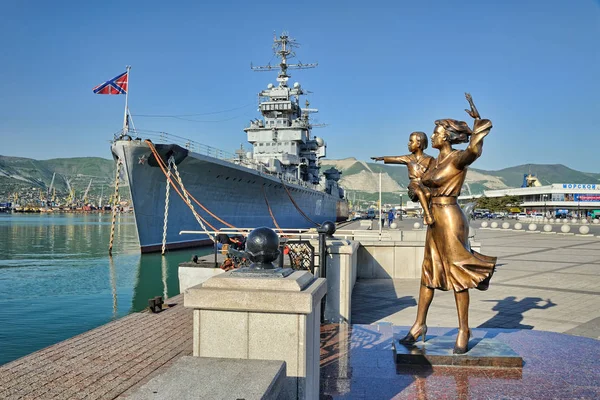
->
[460, 183, 600, 218]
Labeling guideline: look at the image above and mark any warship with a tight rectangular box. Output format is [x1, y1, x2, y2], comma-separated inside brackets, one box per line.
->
[111, 33, 348, 253]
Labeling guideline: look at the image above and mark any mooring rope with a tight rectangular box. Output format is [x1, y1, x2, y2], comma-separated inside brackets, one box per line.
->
[261, 182, 282, 232]
[108, 158, 122, 255]
[145, 142, 217, 241]
[145, 140, 237, 230]
[161, 159, 172, 255]
[279, 178, 320, 227]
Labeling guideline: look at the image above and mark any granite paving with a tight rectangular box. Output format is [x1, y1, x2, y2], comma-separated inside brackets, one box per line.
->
[320, 323, 600, 399]
[2, 224, 600, 399]
[352, 226, 600, 340]
[0, 295, 193, 400]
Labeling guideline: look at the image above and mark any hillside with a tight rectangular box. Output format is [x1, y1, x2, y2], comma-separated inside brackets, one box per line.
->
[321, 158, 600, 199]
[0, 155, 118, 203]
[2, 154, 599, 205]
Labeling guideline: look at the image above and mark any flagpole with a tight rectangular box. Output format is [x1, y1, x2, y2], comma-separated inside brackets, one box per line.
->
[122, 65, 131, 137]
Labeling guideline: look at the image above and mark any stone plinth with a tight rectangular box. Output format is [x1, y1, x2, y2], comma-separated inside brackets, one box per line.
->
[184, 270, 326, 400]
[393, 336, 523, 368]
[357, 234, 481, 279]
[127, 356, 286, 400]
[311, 239, 359, 324]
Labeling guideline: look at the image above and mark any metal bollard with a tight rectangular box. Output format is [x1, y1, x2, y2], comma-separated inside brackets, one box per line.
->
[316, 221, 336, 323]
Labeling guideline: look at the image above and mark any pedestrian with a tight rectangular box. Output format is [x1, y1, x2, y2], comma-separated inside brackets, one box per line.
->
[388, 209, 394, 226]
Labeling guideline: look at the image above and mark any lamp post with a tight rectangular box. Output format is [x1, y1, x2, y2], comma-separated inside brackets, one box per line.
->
[399, 193, 403, 221]
[542, 194, 548, 218]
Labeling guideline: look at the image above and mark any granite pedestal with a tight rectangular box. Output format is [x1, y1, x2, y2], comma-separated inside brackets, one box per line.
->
[393, 334, 523, 368]
[184, 270, 326, 399]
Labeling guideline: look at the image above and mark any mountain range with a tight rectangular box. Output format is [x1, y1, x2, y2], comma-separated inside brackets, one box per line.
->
[2, 154, 599, 203]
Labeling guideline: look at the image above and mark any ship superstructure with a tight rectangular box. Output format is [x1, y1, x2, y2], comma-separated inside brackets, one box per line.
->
[111, 33, 347, 252]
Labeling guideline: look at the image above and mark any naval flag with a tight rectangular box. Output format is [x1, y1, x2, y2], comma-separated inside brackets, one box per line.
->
[93, 71, 129, 94]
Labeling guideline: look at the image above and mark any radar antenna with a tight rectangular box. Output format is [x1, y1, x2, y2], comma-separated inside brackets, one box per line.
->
[251, 32, 317, 86]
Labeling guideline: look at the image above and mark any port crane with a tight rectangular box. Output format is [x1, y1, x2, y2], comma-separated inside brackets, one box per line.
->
[82, 179, 93, 205]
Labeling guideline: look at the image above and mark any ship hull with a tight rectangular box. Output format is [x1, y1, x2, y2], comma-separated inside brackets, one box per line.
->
[112, 139, 346, 253]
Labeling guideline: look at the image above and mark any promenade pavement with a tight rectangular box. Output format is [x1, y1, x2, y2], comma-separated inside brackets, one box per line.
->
[351, 225, 600, 339]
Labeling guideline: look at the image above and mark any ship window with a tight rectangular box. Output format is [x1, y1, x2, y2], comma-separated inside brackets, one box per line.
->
[259, 143, 263, 146]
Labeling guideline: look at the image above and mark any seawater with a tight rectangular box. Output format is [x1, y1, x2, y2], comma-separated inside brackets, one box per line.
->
[0, 212, 211, 366]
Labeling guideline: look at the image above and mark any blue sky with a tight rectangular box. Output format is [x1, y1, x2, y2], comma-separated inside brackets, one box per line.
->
[0, 0, 598, 172]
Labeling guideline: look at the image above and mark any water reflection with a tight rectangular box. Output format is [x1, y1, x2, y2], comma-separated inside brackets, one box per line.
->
[0, 213, 211, 365]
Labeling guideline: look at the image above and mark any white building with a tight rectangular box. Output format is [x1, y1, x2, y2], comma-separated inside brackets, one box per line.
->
[460, 183, 600, 217]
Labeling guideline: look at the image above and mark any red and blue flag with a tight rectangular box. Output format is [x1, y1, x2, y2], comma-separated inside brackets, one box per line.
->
[93, 71, 128, 94]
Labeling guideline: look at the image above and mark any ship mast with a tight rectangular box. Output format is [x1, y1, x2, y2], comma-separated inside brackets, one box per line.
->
[251, 32, 318, 86]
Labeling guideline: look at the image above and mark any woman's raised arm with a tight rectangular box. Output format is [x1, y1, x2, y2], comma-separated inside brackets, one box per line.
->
[454, 119, 493, 169]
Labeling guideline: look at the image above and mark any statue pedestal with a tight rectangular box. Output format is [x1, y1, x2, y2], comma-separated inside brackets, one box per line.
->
[393, 335, 523, 368]
[184, 270, 327, 399]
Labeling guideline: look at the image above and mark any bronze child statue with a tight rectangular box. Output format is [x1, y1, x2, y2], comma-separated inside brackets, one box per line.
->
[372, 132, 435, 225]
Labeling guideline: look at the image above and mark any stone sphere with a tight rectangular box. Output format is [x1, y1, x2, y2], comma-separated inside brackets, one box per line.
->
[572, 218, 578, 224]
[561, 224, 571, 233]
[581, 219, 588, 224]
[528, 223, 537, 231]
[490, 222, 499, 229]
[481, 221, 489, 228]
[245, 227, 280, 268]
[543, 224, 552, 232]
[514, 222, 523, 230]
[548, 218, 554, 223]
[502, 222, 510, 229]
[413, 222, 422, 229]
[579, 225, 590, 235]
[318, 220, 336, 236]
[594, 219, 599, 224]
[390, 222, 398, 229]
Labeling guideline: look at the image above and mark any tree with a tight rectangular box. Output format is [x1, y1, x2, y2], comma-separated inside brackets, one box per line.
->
[476, 195, 521, 212]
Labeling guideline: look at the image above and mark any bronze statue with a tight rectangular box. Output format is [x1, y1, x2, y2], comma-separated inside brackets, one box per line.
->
[399, 93, 497, 354]
[371, 132, 435, 225]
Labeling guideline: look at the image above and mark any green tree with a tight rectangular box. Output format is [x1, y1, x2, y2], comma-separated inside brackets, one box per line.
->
[476, 195, 521, 212]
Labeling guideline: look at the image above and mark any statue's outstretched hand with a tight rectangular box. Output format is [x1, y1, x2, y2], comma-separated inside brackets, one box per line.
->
[464, 92, 481, 120]
[371, 157, 384, 162]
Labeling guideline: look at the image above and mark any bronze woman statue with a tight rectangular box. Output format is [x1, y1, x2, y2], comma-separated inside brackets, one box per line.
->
[400, 94, 497, 354]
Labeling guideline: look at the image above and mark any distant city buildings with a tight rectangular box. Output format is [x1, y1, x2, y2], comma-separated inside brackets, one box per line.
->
[460, 183, 600, 218]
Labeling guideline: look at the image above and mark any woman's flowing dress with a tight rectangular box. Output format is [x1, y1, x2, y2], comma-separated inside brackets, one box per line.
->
[421, 122, 497, 292]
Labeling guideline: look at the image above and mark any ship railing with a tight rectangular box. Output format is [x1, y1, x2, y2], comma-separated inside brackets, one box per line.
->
[128, 130, 239, 160]
[125, 129, 315, 188]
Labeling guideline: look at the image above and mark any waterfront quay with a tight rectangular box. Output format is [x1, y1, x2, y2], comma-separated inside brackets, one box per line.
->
[1, 223, 600, 399]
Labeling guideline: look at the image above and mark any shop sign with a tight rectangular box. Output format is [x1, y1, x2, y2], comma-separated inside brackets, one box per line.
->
[573, 194, 600, 202]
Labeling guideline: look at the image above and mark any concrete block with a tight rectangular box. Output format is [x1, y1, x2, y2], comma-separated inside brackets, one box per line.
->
[127, 357, 286, 400]
[178, 266, 225, 293]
